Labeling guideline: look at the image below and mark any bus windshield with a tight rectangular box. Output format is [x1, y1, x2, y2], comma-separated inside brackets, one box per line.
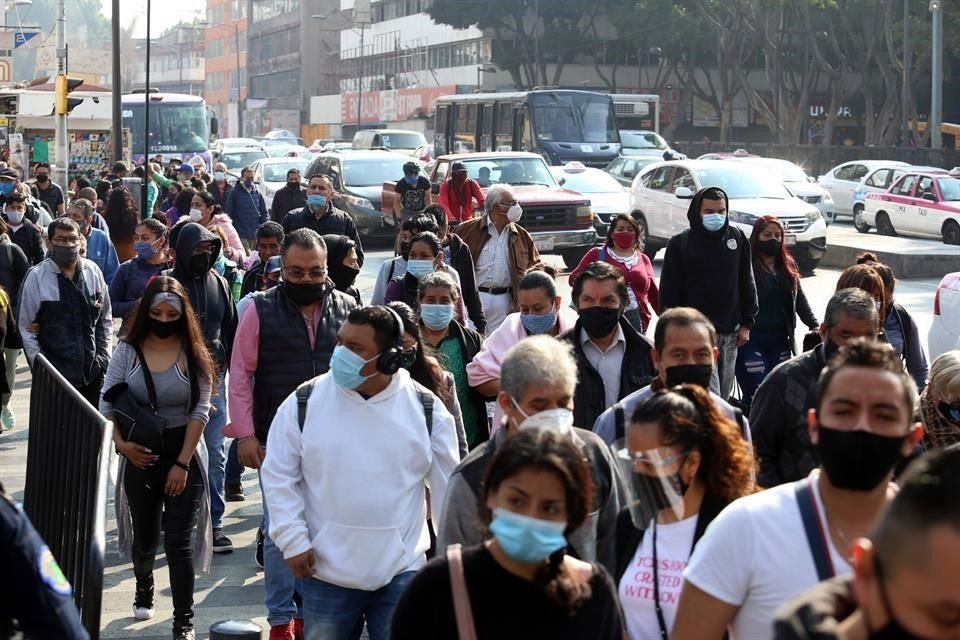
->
[530, 93, 619, 144]
[123, 102, 210, 154]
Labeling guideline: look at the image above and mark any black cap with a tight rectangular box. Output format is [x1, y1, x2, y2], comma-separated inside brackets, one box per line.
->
[0, 168, 18, 180]
[403, 161, 419, 174]
[450, 161, 467, 174]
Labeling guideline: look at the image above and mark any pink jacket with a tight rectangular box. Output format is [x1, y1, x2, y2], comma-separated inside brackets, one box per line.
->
[209, 214, 247, 265]
[465, 307, 579, 433]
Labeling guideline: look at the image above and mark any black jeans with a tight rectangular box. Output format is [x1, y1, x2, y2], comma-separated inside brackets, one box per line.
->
[123, 426, 204, 628]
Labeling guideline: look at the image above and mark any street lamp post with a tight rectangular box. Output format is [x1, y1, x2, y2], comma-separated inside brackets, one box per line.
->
[111, 0, 120, 162]
[476, 64, 496, 90]
[930, 0, 943, 149]
[142, 0, 151, 217]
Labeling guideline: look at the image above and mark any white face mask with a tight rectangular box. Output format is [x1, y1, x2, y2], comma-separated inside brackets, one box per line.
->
[511, 398, 574, 434]
[189, 208, 203, 222]
[506, 203, 523, 222]
[5, 209, 23, 224]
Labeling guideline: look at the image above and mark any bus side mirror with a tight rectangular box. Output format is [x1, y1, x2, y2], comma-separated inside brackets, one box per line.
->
[210, 116, 219, 137]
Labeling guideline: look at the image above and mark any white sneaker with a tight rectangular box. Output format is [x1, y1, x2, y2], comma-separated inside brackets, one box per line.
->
[132, 604, 155, 621]
[1, 406, 13, 431]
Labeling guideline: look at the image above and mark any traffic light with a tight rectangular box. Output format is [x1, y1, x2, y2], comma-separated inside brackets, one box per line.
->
[55, 75, 84, 115]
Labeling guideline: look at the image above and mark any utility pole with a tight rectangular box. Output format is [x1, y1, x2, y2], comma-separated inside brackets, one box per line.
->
[356, 22, 364, 132]
[930, 0, 943, 148]
[234, 22, 243, 136]
[54, 0, 67, 191]
[111, 0, 121, 162]
[141, 0, 150, 218]
[901, 0, 911, 146]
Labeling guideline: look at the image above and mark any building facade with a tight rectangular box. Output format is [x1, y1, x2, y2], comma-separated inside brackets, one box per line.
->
[131, 25, 206, 96]
[203, 0, 249, 138]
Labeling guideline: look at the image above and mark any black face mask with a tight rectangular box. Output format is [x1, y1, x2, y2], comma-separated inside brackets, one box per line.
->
[400, 347, 417, 370]
[631, 469, 688, 514]
[283, 281, 327, 307]
[823, 338, 840, 363]
[758, 238, 781, 257]
[149, 317, 182, 339]
[400, 241, 411, 262]
[664, 363, 714, 389]
[330, 264, 360, 290]
[188, 253, 211, 279]
[287, 181, 300, 190]
[579, 306, 621, 339]
[816, 424, 906, 492]
[36, 174, 49, 184]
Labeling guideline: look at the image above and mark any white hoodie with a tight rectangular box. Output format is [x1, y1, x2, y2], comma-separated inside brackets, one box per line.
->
[261, 368, 460, 591]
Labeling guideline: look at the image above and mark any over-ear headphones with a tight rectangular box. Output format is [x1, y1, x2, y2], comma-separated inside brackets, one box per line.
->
[375, 305, 406, 375]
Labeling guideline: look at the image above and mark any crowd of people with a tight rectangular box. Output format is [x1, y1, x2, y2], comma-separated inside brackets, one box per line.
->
[2, 158, 958, 640]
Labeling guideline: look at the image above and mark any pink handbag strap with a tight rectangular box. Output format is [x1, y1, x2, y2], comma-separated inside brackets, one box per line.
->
[446, 544, 478, 640]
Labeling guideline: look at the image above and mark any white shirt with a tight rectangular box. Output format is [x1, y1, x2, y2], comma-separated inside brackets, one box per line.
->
[620, 515, 698, 640]
[580, 325, 626, 409]
[682, 470, 851, 640]
[260, 369, 461, 591]
[475, 217, 512, 288]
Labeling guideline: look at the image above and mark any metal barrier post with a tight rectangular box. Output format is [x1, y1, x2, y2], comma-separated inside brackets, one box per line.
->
[210, 620, 263, 639]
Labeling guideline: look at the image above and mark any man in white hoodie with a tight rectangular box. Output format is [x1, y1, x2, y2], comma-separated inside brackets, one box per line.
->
[261, 304, 460, 640]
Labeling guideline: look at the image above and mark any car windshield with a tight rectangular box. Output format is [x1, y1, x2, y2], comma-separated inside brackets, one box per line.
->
[693, 166, 791, 199]
[938, 177, 960, 201]
[221, 150, 269, 170]
[460, 158, 557, 187]
[530, 92, 619, 143]
[555, 170, 621, 193]
[342, 157, 421, 187]
[262, 160, 310, 182]
[377, 132, 426, 150]
[757, 160, 810, 183]
[621, 131, 667, 150]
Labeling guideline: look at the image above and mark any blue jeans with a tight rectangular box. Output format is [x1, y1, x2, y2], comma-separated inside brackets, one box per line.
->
[736, 329, 791, 412]
[203, 372, 227, 529]
[225, 439, 243, 486]
[260, 470, 301, 626]
[301, 571, 416, 640]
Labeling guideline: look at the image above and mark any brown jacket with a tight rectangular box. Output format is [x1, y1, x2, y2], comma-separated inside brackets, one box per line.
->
[456, 214, 541, 311]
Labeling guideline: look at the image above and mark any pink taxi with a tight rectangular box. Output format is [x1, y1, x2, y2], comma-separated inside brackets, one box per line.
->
[862, 169, 960, 244]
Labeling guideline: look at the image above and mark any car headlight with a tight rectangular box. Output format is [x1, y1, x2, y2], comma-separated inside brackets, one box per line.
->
[576, 205, 594, 222]
[822, 192, 833, 203]
[344, 195, 374, 209]
[729, 210, 758, 225]
[807, 209, 822, 223]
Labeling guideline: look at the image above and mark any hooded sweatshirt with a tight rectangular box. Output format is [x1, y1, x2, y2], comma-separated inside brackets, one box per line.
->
[658, 186, 758, 334]
[167, 222, 236, 369]
[322, 234, 362, 305]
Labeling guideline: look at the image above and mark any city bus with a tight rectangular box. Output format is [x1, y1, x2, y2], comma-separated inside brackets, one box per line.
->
[433, 90, 621, 167]
[121, 92, 217, 167]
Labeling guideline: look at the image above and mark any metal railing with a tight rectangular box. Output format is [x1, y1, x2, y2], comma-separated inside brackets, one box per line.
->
[22, 354, 113, 640]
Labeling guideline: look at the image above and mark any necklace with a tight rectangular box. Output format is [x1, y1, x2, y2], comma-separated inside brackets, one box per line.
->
[819, 498, 855, 563]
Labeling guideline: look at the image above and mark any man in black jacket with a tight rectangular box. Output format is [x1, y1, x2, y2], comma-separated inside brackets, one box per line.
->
[270, 168, 307, 223]
[659, 186, 758, 400]
[562, 261, 656, 430]
[426, 205, 486, 334]
[240, 221, 285, 298]
[281, 174, 364, 266]
[2, 192, 43, 265]
[750, 287, 879, 487]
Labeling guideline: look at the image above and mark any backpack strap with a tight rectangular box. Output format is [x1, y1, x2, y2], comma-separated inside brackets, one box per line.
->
[417, 390, 434, 436]
[794, 479, 835, 581]
[296, 378, 320, 432]
[131, 344, 159, 413]
[446, 544, 478, 640]
[614, 401, 625, 441]
[598, 245, 606, 262]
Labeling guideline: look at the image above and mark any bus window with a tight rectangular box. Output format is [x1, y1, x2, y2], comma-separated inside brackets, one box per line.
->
[494, 103, 513, 151]
[480, 103, 494, 152]
[436, 106, 450, 156]
[464, 104, 478, 150]
[518, 108, 533, 152]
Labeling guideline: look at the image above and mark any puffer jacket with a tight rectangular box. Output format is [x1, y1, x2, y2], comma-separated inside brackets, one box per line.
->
[225, 183, 268, 240]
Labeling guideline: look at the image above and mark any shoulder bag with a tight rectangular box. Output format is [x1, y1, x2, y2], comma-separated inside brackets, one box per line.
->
[102, 345, 166, 453]
[446, 544, 478, 640]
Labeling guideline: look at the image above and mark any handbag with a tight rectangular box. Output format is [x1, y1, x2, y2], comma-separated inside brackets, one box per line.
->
[102, 345, 166, 453]
[446, 544, 478, 640]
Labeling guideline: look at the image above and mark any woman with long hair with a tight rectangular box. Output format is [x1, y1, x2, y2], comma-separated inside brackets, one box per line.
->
[614, 384, 755, 640]
[99, 276, 216, 640]
[190, 190, 246, 264]
[167, 187, 196, 228]
[735, 215, 819, 412]
[569, 213, 659, 332]
[109, 218, 171, 336]
[392, 427, 624, 638]
[104, 186, 140, 262]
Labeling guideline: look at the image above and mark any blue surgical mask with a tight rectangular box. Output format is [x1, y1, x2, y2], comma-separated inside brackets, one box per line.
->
[420, 303, 455, 330]
[0, 182, 13, 196]
[307, 194, 327, 210]
[214, 171, 226, 181]
[134, 240, 158, 260]
[701, 213, 726, 232]
[404, 175, 419, 186]
[406, 259, 435, 280]
[521, 308, 557, 335]
[488, 508, 567, 564]
[330, 344, 379, 390]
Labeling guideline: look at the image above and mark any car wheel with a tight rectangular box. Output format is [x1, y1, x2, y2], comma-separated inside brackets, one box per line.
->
[943, 220, 960, 246]
[561, 246, 592, 271]
[852, 205, 871, 233]
[876, 212, 897, 237]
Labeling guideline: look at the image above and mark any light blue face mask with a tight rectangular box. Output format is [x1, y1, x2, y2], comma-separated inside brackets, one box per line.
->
[329, 344, 379, 390]
[488, 507, 567, 564]
[406, 259, 435, 280]
[307, 194, 327, 210]
[0, 182, 13, 196]
[521, 308, 557, 335]
[404, 175, 419, 186]
[420, 303, 455, 330]
[701, 213, 726, 232]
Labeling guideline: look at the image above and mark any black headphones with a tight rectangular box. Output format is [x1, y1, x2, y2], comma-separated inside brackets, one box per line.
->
[375, 305, 406, 375]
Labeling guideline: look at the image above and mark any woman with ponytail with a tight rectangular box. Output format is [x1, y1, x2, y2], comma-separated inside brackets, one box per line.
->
[614, 384, 755, 640]
[189, 191, 246, 264]
[392, 427, 624, 638]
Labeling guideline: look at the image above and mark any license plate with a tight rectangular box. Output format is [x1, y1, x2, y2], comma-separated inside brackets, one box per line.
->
[535, 238, 555, 251]
[785, 234, 797, 246]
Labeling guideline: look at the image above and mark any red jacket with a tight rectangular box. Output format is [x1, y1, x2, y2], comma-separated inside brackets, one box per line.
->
[569, 245, 660, 330]
[438, 178, 484, 223]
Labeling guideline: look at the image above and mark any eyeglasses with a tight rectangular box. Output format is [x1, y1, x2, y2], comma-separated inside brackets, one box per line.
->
[498, 200, 518, 208]
[51, 236, 80, 247]
[283, 267, 327, 282]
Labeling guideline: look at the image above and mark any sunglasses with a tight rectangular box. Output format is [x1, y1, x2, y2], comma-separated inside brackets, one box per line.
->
[938, 401, 960, 424]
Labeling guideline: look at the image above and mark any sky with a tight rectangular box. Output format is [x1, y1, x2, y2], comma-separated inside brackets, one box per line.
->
[99, 0, 205, 39]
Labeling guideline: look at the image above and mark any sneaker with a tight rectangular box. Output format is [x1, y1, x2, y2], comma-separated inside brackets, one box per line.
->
[269, 622, 295, 640]
[0, 406, 13, 432]
[255, 527, 264, 569]
[133, 575, 154, 620]
[172, 625, 195, 640]
[212, 528, 234, 553]
[293, 618, 304, 640]
[225, 482, 245, 502]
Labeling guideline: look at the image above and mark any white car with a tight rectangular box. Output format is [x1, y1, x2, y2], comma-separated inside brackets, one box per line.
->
[851, 165, 948, 232]
[632, 160, 828, 270]
[861, 170, 960, 243]
[731, 157, 835, 225]
[930, 272, 960, 361]
[818, 160, 910, 217]
[249, 157, 311, 211]
[550, 162, 631, 237]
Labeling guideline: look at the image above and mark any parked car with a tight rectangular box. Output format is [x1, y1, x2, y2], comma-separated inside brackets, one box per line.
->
[352, 129, 427, 155]
[930, 272, 960, 361]
[861, 170, 960, 243]
[384, 151, 597, 268]
[249, 157, 311, 212]
[605, 156, 660, 187]
[283, 145, 313, 159]
[305, 150, 426, 239]
[620, 130, 673, 158]
[550, 162, 630, 238]
[264, 129, 302, 144]
[631, 160, 828, 271]
[321, 142, 353, 153]
[725, 157, 835, 225]
[851, 165, 948, 232]
[818, 160, 910, 217]
[217, 145, 269, 173]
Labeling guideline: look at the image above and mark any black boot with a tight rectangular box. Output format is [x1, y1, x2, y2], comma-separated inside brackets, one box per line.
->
[172, 622, 195, 640]
[133, 574, 154, 621]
